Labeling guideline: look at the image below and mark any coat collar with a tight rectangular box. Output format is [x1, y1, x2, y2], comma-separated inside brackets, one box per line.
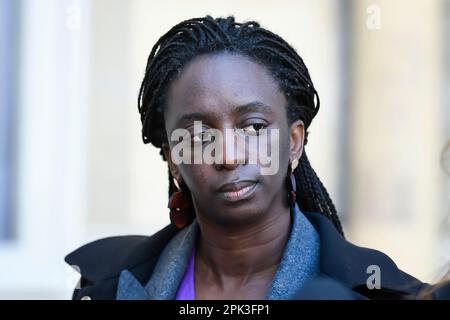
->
[304, 212, 425, 296]
[65, 211, 426, 299]
[116, 204, 321, 300]
[65, 224, 178, 284]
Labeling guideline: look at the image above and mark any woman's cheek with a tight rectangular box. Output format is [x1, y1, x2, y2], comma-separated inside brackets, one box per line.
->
[180, 165, 212, 193]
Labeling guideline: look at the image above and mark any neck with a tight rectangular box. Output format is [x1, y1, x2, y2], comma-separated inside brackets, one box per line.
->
[195, 202, 292, 288]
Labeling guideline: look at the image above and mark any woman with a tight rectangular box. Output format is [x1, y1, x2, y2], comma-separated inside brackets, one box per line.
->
[65, 15, 427, 300]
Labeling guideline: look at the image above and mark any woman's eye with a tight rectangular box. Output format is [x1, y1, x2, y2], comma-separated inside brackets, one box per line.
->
[192, 131, 213, 143]
[239, 123, 268, 136]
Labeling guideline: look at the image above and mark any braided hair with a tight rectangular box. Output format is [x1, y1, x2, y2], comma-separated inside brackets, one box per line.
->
[138, 15, 344, 236]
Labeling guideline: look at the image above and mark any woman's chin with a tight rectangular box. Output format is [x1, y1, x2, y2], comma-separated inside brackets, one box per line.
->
[207, 203, 267, 228]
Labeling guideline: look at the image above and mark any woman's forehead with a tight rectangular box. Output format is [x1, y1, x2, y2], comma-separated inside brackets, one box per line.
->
[165, 53, 287, 117]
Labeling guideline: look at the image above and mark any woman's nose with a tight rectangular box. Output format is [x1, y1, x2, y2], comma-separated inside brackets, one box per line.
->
[214, 130, 246, 171]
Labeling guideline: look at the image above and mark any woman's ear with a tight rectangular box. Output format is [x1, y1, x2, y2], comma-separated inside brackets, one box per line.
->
[289, 120, 305, 162]
[162, 143, 182, 182]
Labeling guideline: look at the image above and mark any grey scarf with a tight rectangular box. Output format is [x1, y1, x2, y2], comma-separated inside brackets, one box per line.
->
[116, 203, 320, 300]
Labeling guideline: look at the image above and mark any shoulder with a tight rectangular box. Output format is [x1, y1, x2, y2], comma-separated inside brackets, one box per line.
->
[430, 281, 450, 300]
[303, 211, 428, 298]
[65, 224, 178, 299]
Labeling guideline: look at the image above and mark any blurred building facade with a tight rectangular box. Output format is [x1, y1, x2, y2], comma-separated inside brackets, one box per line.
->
[0, 0, 448, 298]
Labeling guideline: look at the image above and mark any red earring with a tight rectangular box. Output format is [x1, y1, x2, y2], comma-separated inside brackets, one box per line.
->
[168, 179, 194, 229]
[286, 159, 298, 208]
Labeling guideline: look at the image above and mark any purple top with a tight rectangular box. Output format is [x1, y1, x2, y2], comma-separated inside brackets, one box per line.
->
[175, 248, 196, 300]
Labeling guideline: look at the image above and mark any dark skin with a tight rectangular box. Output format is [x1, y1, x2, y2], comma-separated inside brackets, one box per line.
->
[162, 53, 305, 299]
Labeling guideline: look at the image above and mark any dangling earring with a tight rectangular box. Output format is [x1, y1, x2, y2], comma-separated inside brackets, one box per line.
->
[286, 158, 299, 208]
[168, 179, 194, 229]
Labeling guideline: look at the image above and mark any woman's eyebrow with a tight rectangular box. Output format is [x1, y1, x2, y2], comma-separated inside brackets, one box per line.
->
[232, 101, 275, 115]
[175, 101, 274, 127]
[175, 112, 210, 127]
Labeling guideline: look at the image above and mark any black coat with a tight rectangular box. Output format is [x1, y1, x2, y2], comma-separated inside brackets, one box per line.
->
[65, 211, 427, 300]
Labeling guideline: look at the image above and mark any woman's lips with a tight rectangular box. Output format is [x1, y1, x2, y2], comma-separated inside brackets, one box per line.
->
[217, 181, 258, 202]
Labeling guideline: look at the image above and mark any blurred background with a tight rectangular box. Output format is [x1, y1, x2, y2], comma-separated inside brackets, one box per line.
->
[0, 0, 449, 299]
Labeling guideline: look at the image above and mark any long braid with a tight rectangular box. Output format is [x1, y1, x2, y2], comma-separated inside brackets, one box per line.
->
[296, 153, 344, 236]
[138, 15, 345, 236]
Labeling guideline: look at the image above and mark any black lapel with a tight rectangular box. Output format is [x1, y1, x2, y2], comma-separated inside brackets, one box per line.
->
[303, 211, 427, 297]
[65, 224, 178, 299]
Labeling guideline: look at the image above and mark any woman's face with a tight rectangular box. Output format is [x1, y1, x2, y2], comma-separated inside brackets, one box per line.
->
[163, 53, 304, 227]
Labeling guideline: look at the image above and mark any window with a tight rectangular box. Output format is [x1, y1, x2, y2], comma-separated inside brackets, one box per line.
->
[0, 0, 18, 240]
